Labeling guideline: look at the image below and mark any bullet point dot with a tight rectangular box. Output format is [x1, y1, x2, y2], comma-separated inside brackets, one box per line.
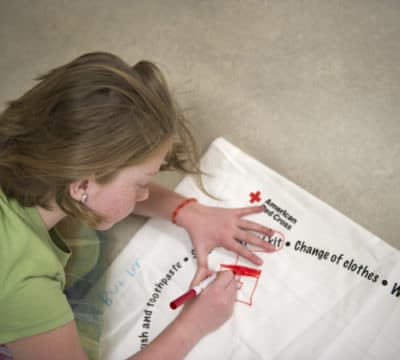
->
[382, 280, 388, 286]
[285, 242, 291, 247]
[184, 257, 189, 262]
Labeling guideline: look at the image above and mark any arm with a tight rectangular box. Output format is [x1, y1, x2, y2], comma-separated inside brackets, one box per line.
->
[6, 272, 237, 360]
[6, 321, 88, 360]
[132, 182, 188, 221]
[129, 270, 237, 360]
[133, 182, 276, 285]
[7, 317, 192, 360]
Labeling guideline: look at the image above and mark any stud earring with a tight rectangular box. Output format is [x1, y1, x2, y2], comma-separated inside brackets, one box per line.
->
[80, 193, 88, 204]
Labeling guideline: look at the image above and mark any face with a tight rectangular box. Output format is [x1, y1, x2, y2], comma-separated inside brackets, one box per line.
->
[83, 141, 171, 230]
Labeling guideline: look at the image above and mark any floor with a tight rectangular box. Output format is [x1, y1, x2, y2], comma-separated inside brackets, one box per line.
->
[0, 1, 399, 258]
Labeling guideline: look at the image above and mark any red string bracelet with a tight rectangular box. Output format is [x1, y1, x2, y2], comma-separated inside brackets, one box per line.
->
[171, 198, 197, 224]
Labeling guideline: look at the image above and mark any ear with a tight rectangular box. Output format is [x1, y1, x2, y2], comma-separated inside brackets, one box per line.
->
[69, 179, 89, 202]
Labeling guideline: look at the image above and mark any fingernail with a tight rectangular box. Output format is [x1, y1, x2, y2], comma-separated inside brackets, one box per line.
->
[257, 258, 263, 265]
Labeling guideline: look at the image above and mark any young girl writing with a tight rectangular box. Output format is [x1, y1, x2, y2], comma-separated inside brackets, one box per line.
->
[0, 52, 273, 359]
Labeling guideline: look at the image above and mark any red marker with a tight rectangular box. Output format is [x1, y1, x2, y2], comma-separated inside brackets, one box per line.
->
[170, 273, 217, 310]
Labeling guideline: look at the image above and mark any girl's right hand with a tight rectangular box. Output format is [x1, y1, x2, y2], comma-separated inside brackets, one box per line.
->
[177, 271, 238, 340]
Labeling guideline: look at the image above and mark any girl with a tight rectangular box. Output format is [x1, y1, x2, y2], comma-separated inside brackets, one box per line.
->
[0, 52, 273, 359]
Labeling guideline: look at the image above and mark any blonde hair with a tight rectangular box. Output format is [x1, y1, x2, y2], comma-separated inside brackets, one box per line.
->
[0, 52, 201, 227]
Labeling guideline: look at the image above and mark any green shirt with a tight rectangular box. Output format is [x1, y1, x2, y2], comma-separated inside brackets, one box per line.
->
[0, 191, 99, 344]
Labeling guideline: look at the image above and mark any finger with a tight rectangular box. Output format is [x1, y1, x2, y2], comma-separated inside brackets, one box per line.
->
[195, 245, 209, 270]
[253, 235, 277, 253]
[234, 205, 264, 217]
[214, 270, 236, 291]
[230, 237, 264, 266]
[237, 223, 276, 252]
[224, 274, 240, 297]
[238, 219, 274, 238]
[191, 266, 213, 288]
[243, 233, 276, 253]
[230, 275, 242, 291]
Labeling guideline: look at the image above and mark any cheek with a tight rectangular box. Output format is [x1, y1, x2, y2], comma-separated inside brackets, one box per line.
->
[110, 190, 138, 215]
[91, 187, 138, 224]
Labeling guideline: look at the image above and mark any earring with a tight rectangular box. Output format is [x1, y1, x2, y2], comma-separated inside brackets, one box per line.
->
[80, 192, 88, 204]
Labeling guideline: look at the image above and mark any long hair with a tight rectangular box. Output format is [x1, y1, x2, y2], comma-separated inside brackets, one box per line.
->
[0, 52, 201, 227]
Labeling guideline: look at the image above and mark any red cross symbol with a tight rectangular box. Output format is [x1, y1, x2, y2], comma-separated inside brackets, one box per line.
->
[249, 191, 261, 203]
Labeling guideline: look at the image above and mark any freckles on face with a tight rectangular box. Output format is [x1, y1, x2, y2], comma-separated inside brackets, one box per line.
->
[89, 177, 139, 230]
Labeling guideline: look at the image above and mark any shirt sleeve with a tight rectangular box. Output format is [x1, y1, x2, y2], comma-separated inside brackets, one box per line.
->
[0, 275, 74, 344]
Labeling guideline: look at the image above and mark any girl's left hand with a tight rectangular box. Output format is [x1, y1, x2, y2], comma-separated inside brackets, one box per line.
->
[176, 202, 276, 285]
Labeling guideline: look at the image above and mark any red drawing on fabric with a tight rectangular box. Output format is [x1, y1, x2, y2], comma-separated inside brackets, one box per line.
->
[220, 256, 262, 306]
[220, 264, 262, 277]
[221, 229, 286, 306]
[249, 191, 261, 203]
